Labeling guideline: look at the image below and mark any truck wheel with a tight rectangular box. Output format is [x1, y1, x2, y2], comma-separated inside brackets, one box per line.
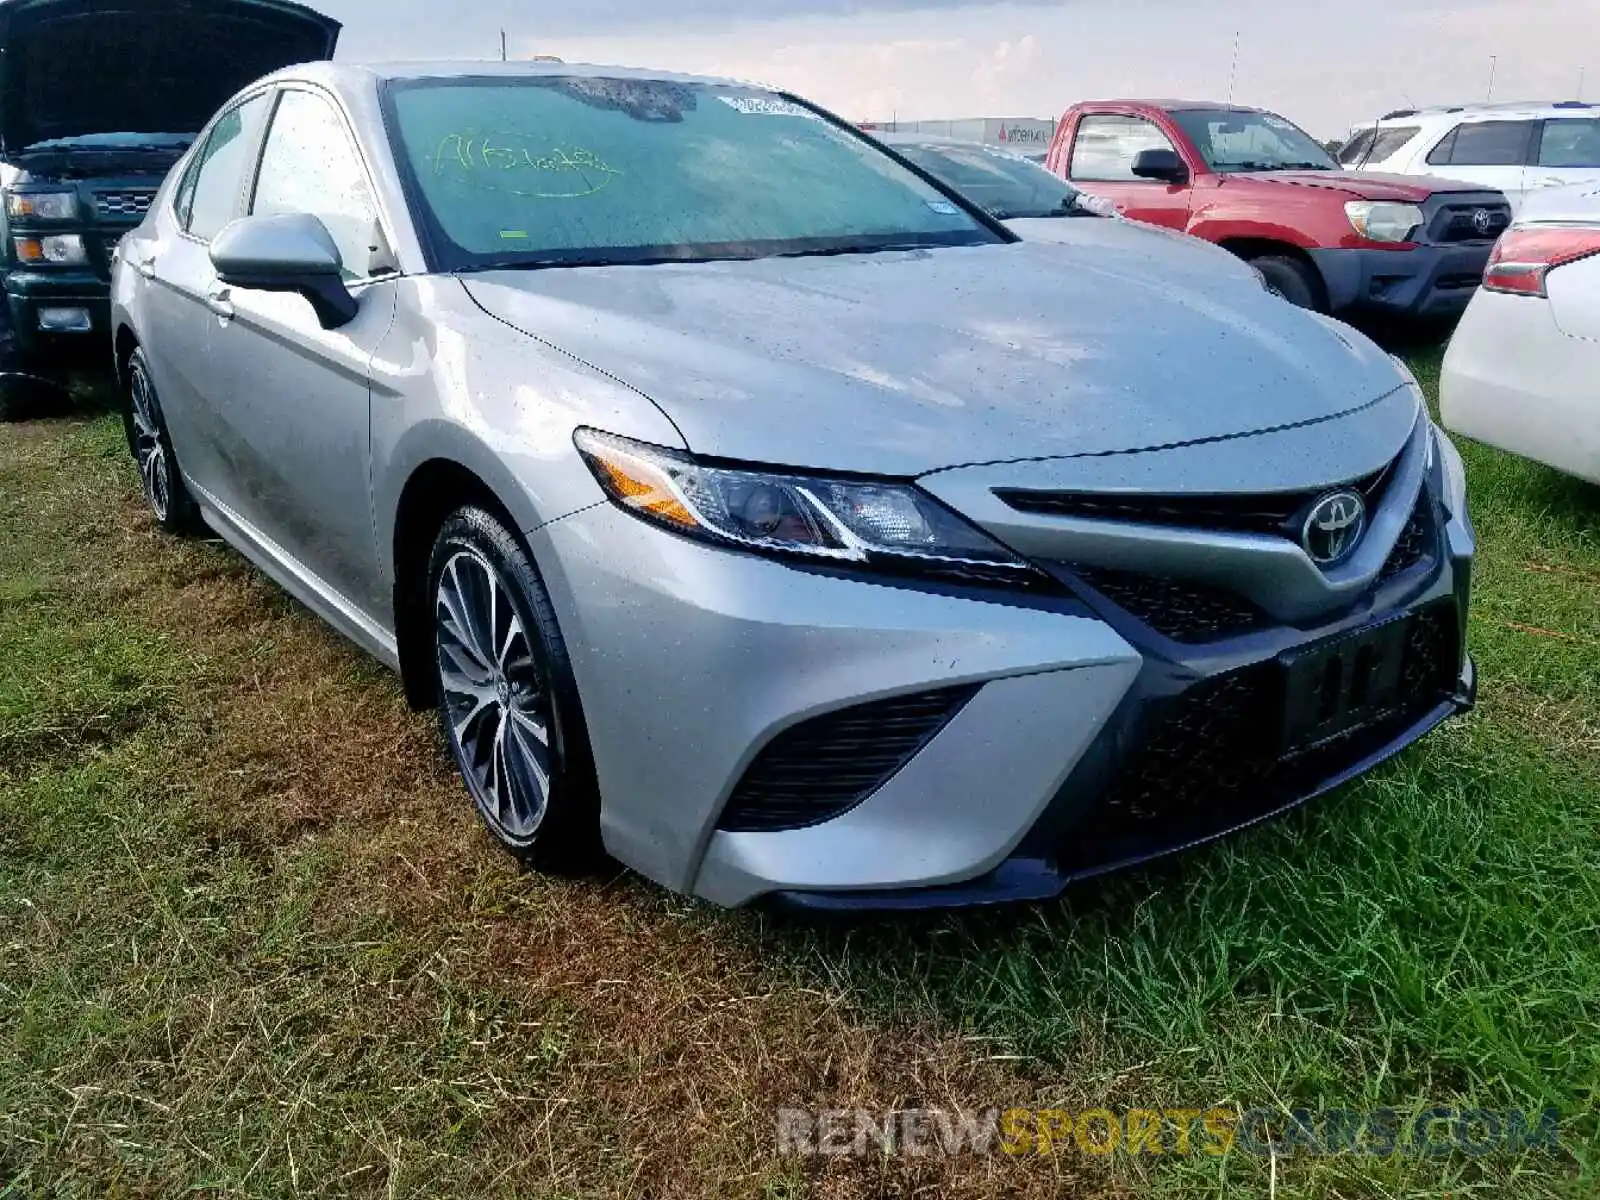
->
[0, 373, 69, 422]
[1251, 255, 1323, 311]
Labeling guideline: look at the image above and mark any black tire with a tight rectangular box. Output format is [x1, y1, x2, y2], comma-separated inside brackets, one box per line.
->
[121, 347, 203, 534]
[1251, 254, 1323, 311]
[426, 506, 601, 873]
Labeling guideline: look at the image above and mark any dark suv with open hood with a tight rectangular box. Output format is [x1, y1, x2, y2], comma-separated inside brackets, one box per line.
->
[0, 0, 338, 411]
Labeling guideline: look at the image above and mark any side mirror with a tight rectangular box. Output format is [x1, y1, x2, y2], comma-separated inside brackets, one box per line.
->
[1131, 148, 1189, 185]
[209, 213, 358, 329]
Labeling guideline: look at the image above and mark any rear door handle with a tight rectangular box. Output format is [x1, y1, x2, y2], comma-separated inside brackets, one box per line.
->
[205, 286, 234, 321]
[136, 256, 156, 279]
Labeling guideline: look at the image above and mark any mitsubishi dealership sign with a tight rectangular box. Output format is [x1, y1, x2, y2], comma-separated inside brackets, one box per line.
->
[859, 116, 1058, 152]
[988, 118, 1055, 148]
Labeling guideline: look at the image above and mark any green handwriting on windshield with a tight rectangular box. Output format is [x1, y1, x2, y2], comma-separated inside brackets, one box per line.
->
[430, 132, 622, 198]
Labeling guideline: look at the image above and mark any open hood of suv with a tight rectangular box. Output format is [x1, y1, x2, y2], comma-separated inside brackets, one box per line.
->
[0, 0, 339, 156]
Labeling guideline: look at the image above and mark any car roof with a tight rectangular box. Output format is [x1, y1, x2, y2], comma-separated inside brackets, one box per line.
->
[1075, 99, 1267, 114]
[1370, 101, 1598, 126]
[259, 59, 752, 91]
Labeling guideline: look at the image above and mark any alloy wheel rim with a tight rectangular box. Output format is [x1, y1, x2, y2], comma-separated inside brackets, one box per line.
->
[129, 366, 170, 521]
[434, 548, 553, 840]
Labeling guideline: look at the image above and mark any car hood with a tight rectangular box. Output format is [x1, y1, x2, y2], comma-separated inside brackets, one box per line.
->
[0, 0, 339, 156]
[1234, 168, 1491, 201]
[1003, 212, 1262, 284]
[462, 241, 1407, 476]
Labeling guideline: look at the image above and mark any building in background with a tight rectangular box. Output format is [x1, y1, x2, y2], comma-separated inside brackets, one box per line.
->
[858, 117, 1057, 156]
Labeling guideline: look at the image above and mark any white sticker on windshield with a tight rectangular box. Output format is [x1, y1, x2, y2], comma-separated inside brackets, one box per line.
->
[926, 200, 959, 215]
[718, 96, 822, 119]
[1263, 115, 1295, 129]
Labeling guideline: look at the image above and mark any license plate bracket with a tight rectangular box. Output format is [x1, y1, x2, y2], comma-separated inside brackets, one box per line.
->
[1279, 614, 1411, 752]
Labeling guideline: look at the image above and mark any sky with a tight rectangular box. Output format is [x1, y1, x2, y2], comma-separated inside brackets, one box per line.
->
[324, 0, 1600, 138]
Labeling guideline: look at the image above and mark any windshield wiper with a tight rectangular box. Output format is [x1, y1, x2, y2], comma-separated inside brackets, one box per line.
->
[772, 241, 940, 259]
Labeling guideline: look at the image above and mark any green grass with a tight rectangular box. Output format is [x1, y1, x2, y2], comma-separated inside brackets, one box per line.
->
[767, 347, 1600, 1197]
[2, 353, 1598, 1198]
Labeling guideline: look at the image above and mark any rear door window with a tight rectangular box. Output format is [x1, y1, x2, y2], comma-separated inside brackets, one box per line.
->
[1068, 115, 1177, 182]
[1536, 118, 1600, 168]
[1426, 120, 1536, 166]
[1339, 125, 1419, 166]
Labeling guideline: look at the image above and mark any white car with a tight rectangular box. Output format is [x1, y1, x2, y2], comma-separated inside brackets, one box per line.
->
[1339, 102, 1600, 214]
[1441, 181, 1600, 485]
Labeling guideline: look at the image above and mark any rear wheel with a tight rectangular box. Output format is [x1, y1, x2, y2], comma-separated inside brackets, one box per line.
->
[1251, 254, 1323, 311]
[427, 506, 601, 872]
[121, 347, 202, 534]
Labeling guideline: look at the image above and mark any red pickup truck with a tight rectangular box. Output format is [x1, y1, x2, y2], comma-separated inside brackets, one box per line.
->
[1045, 100, 1512, 319]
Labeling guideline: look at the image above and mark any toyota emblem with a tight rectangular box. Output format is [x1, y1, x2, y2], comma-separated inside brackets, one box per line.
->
[1471, 208, 1494, 236]
[1302, 490, 1366, 564]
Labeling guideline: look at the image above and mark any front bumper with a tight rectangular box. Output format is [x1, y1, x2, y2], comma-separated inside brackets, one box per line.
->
[532, 449, 1475, 909]
[1309, 243, 1491, 319]
[3, 268, 111, 368]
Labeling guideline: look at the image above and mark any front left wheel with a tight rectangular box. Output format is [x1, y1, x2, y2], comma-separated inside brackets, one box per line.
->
[121, 347, 202, 534]
[427, 506, 601, 873]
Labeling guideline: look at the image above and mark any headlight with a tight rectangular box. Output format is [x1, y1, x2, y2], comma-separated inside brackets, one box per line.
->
[5, 190, 77, 220]
[1345, 201, 1424, 244]
[14, 234, 88, 265]
[574, 428, 1044, 585]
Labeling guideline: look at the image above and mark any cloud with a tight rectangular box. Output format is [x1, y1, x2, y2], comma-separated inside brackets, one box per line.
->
[325, 0, 1600, 136]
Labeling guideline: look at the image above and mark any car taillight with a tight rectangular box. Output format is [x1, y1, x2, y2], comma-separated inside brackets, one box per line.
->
[1483, 225, 1600, 297]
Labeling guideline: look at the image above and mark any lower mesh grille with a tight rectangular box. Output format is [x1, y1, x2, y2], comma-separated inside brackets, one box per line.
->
[1378, 496, 1437, 584]
[1068, 565, 1268, 642]
[716, 685, 980, 833]
[1058, 602, 1459, 866]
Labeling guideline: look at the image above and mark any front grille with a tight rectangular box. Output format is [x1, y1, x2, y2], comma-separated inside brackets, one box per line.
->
[716, 685, 980, 833]
[995, 460, 1397, 539]
[1056, 602, 1459, 868]
[1430, 202, 1511, 244]
[1068, 564, 1268, 642]
[94, 189, 156, 220]
[1378, 495, 1437, 584]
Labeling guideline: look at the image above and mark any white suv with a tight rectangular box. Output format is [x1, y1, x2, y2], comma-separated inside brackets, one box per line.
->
[1339, 101, 1600, 214]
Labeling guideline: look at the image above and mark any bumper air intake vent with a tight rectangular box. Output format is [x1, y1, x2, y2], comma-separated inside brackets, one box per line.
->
[1068, 564, 1269, 642]
[1378, 494, 1439, 584]
[716, 684, 980, 833]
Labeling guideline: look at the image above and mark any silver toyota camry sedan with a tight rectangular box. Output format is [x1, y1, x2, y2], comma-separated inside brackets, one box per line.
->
[111, 62, 1476, 910]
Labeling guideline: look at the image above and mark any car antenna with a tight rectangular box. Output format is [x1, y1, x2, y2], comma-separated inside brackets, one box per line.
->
[1225, 30, 1241, 109]
[1354, 89, 1409, 171]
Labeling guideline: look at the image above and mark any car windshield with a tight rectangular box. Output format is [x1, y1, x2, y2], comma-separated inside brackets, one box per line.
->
[384, 75, 1002, 270]
[889, 140, 1099, 219]
[1169, 109, 1339, 173]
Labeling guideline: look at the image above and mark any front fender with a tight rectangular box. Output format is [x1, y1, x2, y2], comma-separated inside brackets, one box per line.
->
[1186, 209, 1321, 250]
[367, 275, 686, 590]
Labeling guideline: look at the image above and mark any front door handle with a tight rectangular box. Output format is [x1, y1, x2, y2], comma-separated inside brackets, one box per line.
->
[136, 255, 157, 279]
[205, 286, 234, 321]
